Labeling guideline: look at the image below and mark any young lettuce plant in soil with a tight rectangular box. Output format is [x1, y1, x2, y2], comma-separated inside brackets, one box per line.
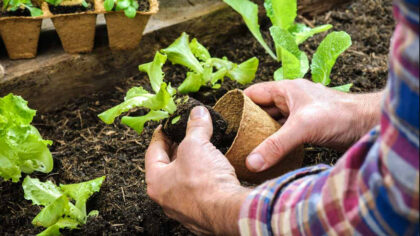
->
[22, 176, 106, 236]
[0, 0, 43, 16]
[104, 0, 148, 18]
[223, 0, 353, 92]
[99, 32, 258, 149]
[0, 94, 53, 183]
[44, 0, 92, 14]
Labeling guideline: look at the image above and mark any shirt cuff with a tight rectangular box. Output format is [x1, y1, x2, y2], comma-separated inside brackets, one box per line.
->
[238, 165, 331, 236]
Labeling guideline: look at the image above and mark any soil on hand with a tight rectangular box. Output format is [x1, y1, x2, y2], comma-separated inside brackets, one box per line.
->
[48, 0, 94, 14]
[162, 97, 234, 152]
[0, 0, 394, 235]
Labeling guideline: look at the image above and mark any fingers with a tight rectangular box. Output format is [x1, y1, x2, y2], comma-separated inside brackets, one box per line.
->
[244, 81, 279, 106]
[146, 126, 172, 173]
[246, 118, 303, 172]
[186, 106, 213, 141]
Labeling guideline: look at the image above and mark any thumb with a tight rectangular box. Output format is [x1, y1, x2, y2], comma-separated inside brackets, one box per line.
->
[185, 106, 213, 141]
[246, 118, 303, 172]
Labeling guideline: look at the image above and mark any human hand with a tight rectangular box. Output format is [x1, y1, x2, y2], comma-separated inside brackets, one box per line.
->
[244, 79, 383, 172]
[146, 106, 250, 235]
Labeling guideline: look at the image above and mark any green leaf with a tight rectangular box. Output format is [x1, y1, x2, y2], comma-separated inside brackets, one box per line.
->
[226, 57, 259, 85]
[189, 38, 211, 62]
[289, 23, 333, 45]
[124, 6, 137, 18]
[104, 0, 115, 11]
[116, 0, 129, 9]
[264, 0, 296, 30]
[81, 0, 89, 8]
[0, 94, 53, 182]
[122, 111, 169, 134]
[60, 176, 106, 216]
[98, 92, 154, 124]
[161, 32, 203, 73]
[143, 83, 176, 113]
[270, 26, 309, 79]
[26, 6, 43, 17]
[139, 52, 168, 93]
[32, 195, 69, 228]
[332, 83, 353, 92]
[37, 224, 61, 236]
[210, 68, 228, 85]
[178, 72, 206, 94]
[23, 176, 63, 206]
[311, 31, 352, 85]
[171, 116, 181, 125]
[223, 0, 276, 60]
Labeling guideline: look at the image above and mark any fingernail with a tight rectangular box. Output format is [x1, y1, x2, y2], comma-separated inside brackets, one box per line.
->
[190, 106, 206, 120]
[247, 153, 265, 172]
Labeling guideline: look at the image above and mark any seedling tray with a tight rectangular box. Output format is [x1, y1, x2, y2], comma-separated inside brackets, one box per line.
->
[0, 0, 158, 59]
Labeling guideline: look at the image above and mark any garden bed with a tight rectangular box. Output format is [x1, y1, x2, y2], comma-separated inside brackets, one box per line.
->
[0, 0, 394, 234]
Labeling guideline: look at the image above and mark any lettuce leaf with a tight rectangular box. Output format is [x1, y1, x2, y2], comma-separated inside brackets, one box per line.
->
[138, 52, 167, 93]
[122, 111, 170, 134]
[332, 83, 353, 92]
[189, 38, 211, 62]
[223, 0, 277, 60]
[226, 57, 259, 85]
[264, 0, 296, 30]
[0, 94, 53, 182]
[289, 23, 333, 45]
[161, 32, 204, 73]
[311, 31, 352, 85]
[178, 72, 206, 94]
[270, 27, 309, 80]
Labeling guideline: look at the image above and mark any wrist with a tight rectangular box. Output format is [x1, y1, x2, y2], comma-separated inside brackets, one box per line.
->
[199, 184, 251, 235]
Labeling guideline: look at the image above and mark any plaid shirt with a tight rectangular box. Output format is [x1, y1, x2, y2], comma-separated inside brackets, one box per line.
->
[239, 1, 419, 235]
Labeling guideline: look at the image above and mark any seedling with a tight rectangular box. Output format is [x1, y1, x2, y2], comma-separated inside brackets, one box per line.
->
[44, 0, 89, 8]
[104, 0, 140, 18]
[1, 0, 43, 16]
[0, 94, 53, 183]
[223, 0, 353, 91]
[99, 32, 258, 144]
[23, 176, 106, 236]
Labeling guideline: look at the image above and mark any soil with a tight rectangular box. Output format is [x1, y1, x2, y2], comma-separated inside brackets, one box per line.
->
[0, 0, 394, 235]
[48, 0, 95, 14]
[162, 97, 233, 152]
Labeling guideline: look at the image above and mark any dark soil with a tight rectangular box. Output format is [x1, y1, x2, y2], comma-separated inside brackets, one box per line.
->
[0, 0, 394, 235]
[48, 0, 95, 14]
[162, 97, 232, 152]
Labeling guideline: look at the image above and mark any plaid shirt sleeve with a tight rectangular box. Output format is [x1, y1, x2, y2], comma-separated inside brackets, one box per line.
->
[239, 1, 419, 235]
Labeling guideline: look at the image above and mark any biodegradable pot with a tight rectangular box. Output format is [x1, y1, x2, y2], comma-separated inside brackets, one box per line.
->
[104, 0, 158, 50]
[214, 90, 304, 183]
[52, 14, 97, 53]
[0, 18, 42, 59]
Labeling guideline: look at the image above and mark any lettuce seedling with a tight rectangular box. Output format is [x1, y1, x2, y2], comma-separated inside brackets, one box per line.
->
[224, 0, 353, 91]
[2, 0, 43, 16]
[104, 0, 139, 18]
[0, 94, 53, 183]
[162, 32, 259, 94]
[99, 33, 258, 134]
[23, 176, 106, 236]
[44, 0, 89, 8]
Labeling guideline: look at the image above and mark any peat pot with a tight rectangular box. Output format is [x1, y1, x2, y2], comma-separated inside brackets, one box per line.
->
[104, 0, 158, 50]
[214, 90, 304, 183]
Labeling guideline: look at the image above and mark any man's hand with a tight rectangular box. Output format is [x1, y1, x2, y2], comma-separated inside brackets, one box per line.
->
[245, 79, 383, 172]
[146, 106, 250, 235]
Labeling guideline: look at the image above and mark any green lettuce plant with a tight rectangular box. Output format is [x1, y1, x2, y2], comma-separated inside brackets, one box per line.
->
[99, 32, 258, 134]
[0, 94, 53, 183]
[23, 176, 106, 236]
[104, 0, 140, 18]
[44, 0, 89, 8]
[1, 0, 43, 16]
[223, 0, 353, 91]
